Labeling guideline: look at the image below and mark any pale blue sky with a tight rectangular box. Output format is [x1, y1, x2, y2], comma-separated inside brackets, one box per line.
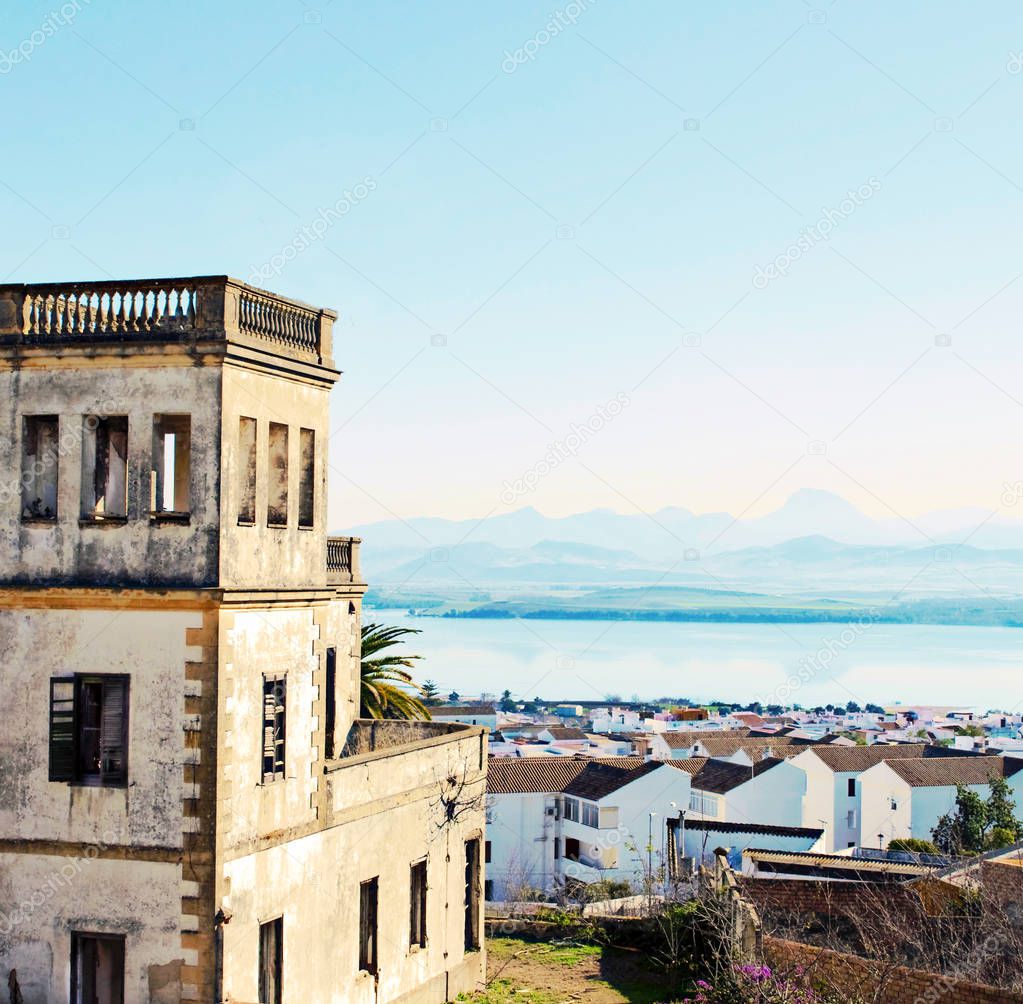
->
[5, 0, 1023, 530]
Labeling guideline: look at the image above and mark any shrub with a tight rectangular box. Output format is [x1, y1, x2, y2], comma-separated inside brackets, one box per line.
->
[888, 838, 938, 854]
[684, 964, 847, 1003]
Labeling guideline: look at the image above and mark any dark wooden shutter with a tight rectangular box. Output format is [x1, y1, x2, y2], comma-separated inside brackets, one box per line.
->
[100, 677, 128, 784]
[49, 678, 76, 782]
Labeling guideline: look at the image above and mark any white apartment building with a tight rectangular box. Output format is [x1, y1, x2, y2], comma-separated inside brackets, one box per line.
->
[486, 757, 691, 900]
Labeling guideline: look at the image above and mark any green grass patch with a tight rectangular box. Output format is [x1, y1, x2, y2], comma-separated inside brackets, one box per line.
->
[456, 978, 561, 1004]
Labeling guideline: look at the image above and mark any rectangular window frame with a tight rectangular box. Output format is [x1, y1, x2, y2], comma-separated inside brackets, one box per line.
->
[464, 837, 481, 952]
[581, 802, 599, 828]
[847, 777, 856, 797]
[262, 674, 287, 783]
[49, 674, 129, 788]
[80, 415, 129, 521]
[21, 414, 60, 522]
[150, 414, 191, 519]
[359, 877, 379, 974]
[71, 931, 125, 1004]
[267, 421, 289, 528]
[259, 916, 283, 1004]
[563, 797, 579, 823]
[324, 648, 337, 760]
[238, 416, 257, 525]
[298, 427, 315, 529]
[410, 859, 428, 950]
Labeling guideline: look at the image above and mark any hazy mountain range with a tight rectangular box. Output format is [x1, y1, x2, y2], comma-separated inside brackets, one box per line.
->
[346, 490, 1023, 603]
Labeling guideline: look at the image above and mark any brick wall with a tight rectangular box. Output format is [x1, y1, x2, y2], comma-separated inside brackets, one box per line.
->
[741, 877, 924, 923]
[764, 936, 1023, 1004]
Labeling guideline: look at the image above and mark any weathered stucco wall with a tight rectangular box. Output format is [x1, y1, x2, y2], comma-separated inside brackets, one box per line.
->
[222, 729, 487, 1004]
[0, 363, 222, 587]
[0, 602, 206, 1004]
[218, 364, 331, 591]
[0, 604, 202, 846]
[0, 854, 185, 1004]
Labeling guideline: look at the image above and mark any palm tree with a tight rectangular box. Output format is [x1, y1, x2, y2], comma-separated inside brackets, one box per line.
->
[360, 623, 430, 720]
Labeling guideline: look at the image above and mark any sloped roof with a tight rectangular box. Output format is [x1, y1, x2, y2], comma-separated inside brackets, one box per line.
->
[544, 726, 587, 740]
[433, 705, 496, 716]
[801, 743, 928, 772]
[885, 756, 1023, 788]
[685, 819, 823, 839]
[695, 736, 814, 760]
[660, 728, 751, 749]
[487, 755, 662, 798]
[665, 756, 785, 793]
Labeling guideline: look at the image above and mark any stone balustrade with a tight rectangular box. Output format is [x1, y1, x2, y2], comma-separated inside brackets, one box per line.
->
[0, 275, 335, 366]
[326, 535, 362, 586]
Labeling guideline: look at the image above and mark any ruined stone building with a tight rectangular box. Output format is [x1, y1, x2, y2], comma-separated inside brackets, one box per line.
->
[0, 278, 487, 1003]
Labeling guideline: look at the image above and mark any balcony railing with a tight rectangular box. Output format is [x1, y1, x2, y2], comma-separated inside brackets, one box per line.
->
[326, 535, 362, 586]
[0, 276, 335, 365]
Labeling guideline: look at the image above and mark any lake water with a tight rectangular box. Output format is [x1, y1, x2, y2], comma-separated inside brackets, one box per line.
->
[369, 609, 1023, 711]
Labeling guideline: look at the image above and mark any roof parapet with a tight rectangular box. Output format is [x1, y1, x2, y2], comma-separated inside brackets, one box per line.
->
[0, 275, 336, 369]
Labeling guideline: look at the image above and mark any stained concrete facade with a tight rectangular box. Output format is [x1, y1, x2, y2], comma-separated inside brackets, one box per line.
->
[0, 277, 486, 1003]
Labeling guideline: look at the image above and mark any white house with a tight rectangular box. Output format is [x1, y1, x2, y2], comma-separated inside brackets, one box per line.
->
[859, 756, 1023, 849]
[590, 707, 643, 733]
[790, 743, 930, 850]
[649, 728, 751, 760]
[432, 704, 498, 731]
[676, 819, 825, 869]
[665, 756, 806, 829]
[486, 757, 691, 900]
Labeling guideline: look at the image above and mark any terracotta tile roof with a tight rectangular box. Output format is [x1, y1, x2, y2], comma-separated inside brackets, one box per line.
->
[487, 756, 661, 798]
[432, 705, 496, 716]
[885, 756, 1023, 788]
[544, 726, 587, 740]
[694, 737, 814, 759]
[800, 743, 929, 772]
[660, 728, 751, 749]
[665, 756, 785, 793]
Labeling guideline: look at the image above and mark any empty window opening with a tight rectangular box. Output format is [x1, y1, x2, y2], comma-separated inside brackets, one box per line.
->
[238, 417, 257, 524]
[564, 837, 581, 863]
[410, 860, 428, 949]
[464, 838, 481, 951]
[71, 931, 125, 1004]
[484, 879, 494, 901]
[150, 414, 190, 515]
[49, 675, 129, 787]
[267, 422, 288, 526]
[485, 840, 492, 864]
[262, 675, 286, 782]
[324, 648, 337, 760]
[359, 877, 379, 974]
[21, 415, 59, 520]
[81, 416, 128, 519]
[298, 427, 315, 528]
[259, 917, 283, 1004]
[847, 778, 856, 797]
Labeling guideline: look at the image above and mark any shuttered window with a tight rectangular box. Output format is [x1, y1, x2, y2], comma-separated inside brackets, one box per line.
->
[49, 675, 129, 786]
[262, 675, 286, 782]
[359, 877, 378, 974]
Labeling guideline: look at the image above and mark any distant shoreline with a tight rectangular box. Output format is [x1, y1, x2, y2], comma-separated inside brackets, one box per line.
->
[410, 606, 1023, 628]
